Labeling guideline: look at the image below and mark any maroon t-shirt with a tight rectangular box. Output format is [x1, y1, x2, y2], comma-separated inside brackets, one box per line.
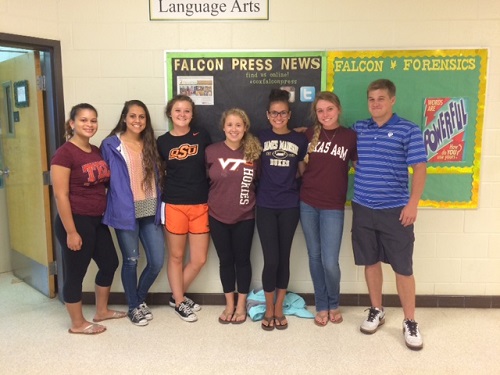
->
[300, 126, 357, 210]
[206, 141, 258, 224]
[51, 142, 110, 216]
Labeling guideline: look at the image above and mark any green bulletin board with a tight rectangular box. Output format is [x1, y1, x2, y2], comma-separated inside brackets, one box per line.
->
[328, 49, 487, 208]
[164, 49, 487, 209]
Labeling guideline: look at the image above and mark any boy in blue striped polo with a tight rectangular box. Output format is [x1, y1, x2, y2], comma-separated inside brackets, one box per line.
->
[351, 79, 427, 350]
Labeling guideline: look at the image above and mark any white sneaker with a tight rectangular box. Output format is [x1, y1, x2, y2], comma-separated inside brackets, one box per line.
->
[360, 307, 385, 334]
[403, 319, 423, 350]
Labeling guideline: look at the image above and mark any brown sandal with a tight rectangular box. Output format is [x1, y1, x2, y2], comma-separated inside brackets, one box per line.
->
[274, 315, 288, 330]
[329, 309, 343, 324]
[231, 311, 247, 324]
[218, 309, 234, 324]
[261, 316, 275, 331]
[314, 312, 328, 327]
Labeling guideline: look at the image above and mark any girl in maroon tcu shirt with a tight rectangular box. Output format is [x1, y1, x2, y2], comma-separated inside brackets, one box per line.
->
[51, 103, 125, 335]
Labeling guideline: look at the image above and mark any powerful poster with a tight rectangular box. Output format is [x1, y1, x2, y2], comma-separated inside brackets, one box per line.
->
[327, 49, 487, 208]
[165, 51, 326, 142]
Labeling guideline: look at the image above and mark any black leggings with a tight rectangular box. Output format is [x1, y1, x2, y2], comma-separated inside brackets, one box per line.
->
[209, 216, 254, 294]
[256, 206, 300, 292]
[55, 214, 118, 303]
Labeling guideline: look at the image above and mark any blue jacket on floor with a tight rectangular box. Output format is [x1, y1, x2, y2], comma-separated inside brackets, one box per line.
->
[246, 289, 314, 321]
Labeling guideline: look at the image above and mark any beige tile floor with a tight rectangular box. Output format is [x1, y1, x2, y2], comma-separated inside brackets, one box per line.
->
[1, 271, 500, 375]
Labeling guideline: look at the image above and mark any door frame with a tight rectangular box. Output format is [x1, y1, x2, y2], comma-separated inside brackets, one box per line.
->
[0, 33, 65, 298]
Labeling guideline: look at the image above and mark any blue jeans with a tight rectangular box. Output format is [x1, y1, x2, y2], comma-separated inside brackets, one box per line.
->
[115, 216, 165, 311]
[300, 201, 344, 312]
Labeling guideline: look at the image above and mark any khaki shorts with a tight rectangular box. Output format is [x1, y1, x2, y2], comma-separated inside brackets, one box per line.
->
[162, 203, 209, 235]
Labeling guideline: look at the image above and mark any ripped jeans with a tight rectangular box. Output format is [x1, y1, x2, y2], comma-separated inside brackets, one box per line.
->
[115, 216, 165, 311]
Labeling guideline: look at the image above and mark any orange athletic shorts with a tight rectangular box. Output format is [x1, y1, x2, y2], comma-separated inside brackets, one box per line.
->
[163, 203, 209, 235]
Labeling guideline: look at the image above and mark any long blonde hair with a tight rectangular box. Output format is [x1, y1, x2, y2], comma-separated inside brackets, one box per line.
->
[304, 91, 342, 164]
[220, 108, 262, 162]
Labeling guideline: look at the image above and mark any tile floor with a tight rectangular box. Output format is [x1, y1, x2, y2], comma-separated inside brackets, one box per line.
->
[1, 272, 499, 375]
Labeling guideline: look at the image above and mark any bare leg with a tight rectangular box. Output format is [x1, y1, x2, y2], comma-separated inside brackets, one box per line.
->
[274, 288, 288, 327]
[365, 262, 383, 308]
[396, 272, 416, 320]
[219, 292, 235, 322]
[232, 293, 247, 323]
[262, 291, 275, 329]
[182, 233, 209, 292]
[166, 232, 188, 305]
[66, 301, 105, 333]
[93, 285, 125, 321]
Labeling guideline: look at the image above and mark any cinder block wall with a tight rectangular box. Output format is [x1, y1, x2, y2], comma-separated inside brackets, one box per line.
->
[1, 0, 499, 297]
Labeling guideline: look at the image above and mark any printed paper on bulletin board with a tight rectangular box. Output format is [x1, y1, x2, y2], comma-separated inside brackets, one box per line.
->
[327, 49, 488, 208]
[165, 51, 326, 143]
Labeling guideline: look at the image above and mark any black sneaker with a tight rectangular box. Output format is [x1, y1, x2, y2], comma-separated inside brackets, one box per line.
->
[139, 303, 153, 321]
[184, 296, 201, 312]
[174, 301, 198, 322]
[169, 296, 201, 312]
[128, 307, 148, 326]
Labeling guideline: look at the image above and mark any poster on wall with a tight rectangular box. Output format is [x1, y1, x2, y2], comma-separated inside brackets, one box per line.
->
[165, 51, 326, 143]
[327, 49, 487, 208]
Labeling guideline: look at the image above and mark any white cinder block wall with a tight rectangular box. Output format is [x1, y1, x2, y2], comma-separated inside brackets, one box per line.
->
[1, 0, 500, 296]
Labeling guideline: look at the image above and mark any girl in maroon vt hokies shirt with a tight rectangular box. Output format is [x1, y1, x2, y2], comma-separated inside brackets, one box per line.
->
[206, 108, 261, 325]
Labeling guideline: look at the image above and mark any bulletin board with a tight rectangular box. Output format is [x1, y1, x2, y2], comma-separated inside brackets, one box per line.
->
[165, 51, 326, 143]
[165, 49, 488, 208]
[328, 49, 488, 208]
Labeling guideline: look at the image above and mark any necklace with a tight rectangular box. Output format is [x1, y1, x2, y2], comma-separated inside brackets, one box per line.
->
[322, 128, 338, 142]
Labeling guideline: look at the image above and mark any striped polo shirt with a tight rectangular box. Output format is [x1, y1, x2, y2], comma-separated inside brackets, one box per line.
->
[352, 113, 427, 209]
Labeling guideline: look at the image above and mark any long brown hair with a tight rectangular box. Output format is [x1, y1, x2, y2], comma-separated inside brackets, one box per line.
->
[106, 100, 164, 190]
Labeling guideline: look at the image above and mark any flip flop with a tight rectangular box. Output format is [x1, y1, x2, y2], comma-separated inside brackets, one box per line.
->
[231, 311, 247, 324]
[261, 316, 275, 331]
[218, 309, 234, 324]
[274, 315, 288, 330]
[329, 309, 343, 324]
[314, 312, 328, 327]
[93, 310, 127, 323]
[68, 323, 106, 335]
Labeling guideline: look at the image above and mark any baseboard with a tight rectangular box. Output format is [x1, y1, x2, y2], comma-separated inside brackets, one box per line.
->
[81, 292, 500, 308]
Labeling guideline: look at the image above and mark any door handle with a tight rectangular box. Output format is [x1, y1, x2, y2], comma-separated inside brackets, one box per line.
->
[0, 168, 10, 177]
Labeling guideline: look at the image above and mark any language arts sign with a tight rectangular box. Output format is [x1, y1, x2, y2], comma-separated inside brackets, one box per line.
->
[149, 0, 269, 20]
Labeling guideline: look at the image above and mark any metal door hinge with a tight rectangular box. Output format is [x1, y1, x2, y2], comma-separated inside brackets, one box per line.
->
[42, 171, 51, 185]
[37, 75, 46, 91]
[49, 261, 57, 275]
